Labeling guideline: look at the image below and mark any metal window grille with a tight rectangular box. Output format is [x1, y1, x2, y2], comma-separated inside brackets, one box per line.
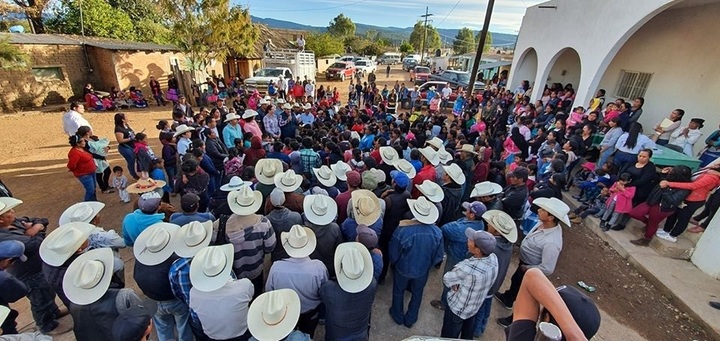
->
[615, 70, 652, 99]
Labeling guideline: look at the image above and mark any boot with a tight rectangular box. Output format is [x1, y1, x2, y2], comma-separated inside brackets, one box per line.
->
[630, 237, 651, 246]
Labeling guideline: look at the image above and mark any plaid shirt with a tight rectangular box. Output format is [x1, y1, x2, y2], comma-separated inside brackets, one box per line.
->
[263, 113, 281, 137]
[444, 253, 498, 319]
[169, 257, 199, 322]
[299, 148, 321, 177]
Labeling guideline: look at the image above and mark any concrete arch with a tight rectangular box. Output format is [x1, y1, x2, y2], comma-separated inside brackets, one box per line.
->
[509, 47, 538, 90]
[534, 47, 581, 102]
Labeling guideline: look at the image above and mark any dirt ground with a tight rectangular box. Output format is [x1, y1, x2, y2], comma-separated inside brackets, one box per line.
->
[0, 66, 711, 340]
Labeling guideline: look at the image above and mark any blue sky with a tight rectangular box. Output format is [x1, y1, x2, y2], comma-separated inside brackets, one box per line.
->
[243, 0, 546, 34]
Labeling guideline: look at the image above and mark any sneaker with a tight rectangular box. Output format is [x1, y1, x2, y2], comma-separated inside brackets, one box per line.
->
[655, 229, 670, 237]
[430, 300, 445, 310]
[494, 292, 513, 309]
[497, 315, 513, 328]
[657, 233, 677, 243]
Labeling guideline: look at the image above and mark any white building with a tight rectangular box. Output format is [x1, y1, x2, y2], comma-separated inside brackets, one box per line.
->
[509, 0, 720, 155]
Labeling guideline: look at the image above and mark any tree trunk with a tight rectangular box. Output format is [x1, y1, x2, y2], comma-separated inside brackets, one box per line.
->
[28, 14, 44, 33]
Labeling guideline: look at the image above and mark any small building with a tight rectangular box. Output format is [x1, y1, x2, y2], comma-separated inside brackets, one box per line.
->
[316, 54, 340, 73]
[224, 25, 309, 80]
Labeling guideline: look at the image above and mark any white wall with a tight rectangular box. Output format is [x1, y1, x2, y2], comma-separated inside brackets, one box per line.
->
[597, 2, 720, 154]
[513, 48, 538, 89]
[546, 49, 581, 89]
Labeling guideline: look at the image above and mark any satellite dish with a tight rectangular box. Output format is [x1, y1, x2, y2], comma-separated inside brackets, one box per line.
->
[9, 25, 25, 33]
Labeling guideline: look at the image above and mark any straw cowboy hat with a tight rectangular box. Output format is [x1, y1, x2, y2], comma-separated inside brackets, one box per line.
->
[415, 180, 444, 203]
[227, 186, 263, 216]
[426, 137, 444, 150]
[0, 197, 22, 216]
[59, 201, 105, 225]
[330, 162, 351, 181]
[393, 159, 417, 179]
[379, 146, 400, 166]
[242, 109, 258, 119]
[313, 165, 337, 187]
[190, 244, 234, 292]
[247, 289, 301, 341]
[303, 194, 338, 226]
[303, 103, 312, 110]
[407, 196, 439, 225]
[471, 181, 503, 198]
[255, 159, 283, 185]
[442, 163, 466, 185]
[281, 225, 317, 258]
[282, 103, 292, 110]
[127, 178, 167, 194]
[173, 124, 195, 137]
[220, 176, 252, 192]
[40, 222, 96, 267]
[437, 149, 453, 165]
[274, 170, 303, 193]
[334, 242, 373, 293]
[533, 197, 571, 228]
[419, 146, 440, 166]
[459, 144, 478, 155]
[174, 221, 213, 258]
[351, 190, 381, 226]
[63, 248, 115, 305]
[482, 210, 518, 243]
[133, 222, 179, 266]
[223, 113, 242, 122]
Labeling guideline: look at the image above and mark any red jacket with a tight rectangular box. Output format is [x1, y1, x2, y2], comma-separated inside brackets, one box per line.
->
[412, 164, 436, 198]
[67, 147, 96, 177]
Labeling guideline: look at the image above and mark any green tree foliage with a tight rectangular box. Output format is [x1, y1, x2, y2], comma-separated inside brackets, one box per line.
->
[453, 27, 475, 54]
[475, 30, 493, 52]
[45, 0, 136, 40]
[327, 13, 355, 37]
[399, 41, 414, 53]
[361, 42, 385, 57]
[305, 33, 344, 57]
[0, 38, 30, 69]
[408, 21, 441, 53]
[107, 0, 173, 44]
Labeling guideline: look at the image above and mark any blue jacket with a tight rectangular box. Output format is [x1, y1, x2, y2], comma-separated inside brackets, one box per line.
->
[440, 218, 485, 267]
[389, 221, 444, 278]
[122, 210, 165, 246]
[341, 218, 382, 244]
[359, 134, 375, 152]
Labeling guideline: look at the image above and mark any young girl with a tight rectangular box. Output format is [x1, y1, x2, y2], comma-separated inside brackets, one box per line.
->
[133, 133, 154, 180]
[601, 173, 636, 231]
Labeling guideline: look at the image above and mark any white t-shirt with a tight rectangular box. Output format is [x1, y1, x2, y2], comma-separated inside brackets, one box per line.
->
[297, 38, 306, 49]
[277, 78, 287, 91]
[305, 83, 315, 96]
[62, 110, 91, 136]
[441, 87, 452, 99]
[190, 279, 254, 340]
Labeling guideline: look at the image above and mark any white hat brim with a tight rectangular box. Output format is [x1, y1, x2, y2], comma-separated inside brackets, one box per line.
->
[351, 190, 381, 226]
[394, 161, 417, 179]
[533, 197, 571, 228]
[40, 222, 96, 267]
[0, 306, 9, 327]
[134, 222, 179, 266]
[174, 221, 213, 258]
[415, 183, 444, 203]
[219, 180, 252, 192]
[224, 115, 241, 123]
[419, 148, 439, 166]
[0, 197, 22, 216]
[281, 226, 317, 258]
[303, 195, 338, 226]
[330, 162, 350, 181]
[482, 210, 518, 243]
[274, 172, 303, 193]
[189, 244, 234, 292]
[255, 159, 283, 185]
[59, 201, 106, 225]
[247, 289, 301, 341]
[379, 147, 399, 166]
[334, 243, 373, 293]
[442, 165, 466, 185]
[63, 248, 114, 305]
[227, 190, 263, 216]
[313, 168, 337, 187]
[407, 199, 439, 225]
[173, 126, 195, 137]
[471, 182, 503, 198]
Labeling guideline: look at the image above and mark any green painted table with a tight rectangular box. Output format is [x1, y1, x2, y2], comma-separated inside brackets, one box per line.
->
[651, 145, 701, 171]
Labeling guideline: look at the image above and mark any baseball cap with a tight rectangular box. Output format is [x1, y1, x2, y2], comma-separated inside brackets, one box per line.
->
[507, 167, 529, 181]
[270, 188, 286, 207]
[112, 300, 158, 341]
[464, 229, 496, 255]
[138, 192, 162, 213]
[553, 286, 601, 339]
[346, 171, 362, 188]
[356, 224, 378, 248]
[180, 193, 200, 212]
[390, 170, 410, 189]
[0, 240, 27, 262]
[462, 201, 487, 217]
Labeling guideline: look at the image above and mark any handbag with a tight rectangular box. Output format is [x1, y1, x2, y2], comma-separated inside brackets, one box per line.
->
[212, 214, 231, 245]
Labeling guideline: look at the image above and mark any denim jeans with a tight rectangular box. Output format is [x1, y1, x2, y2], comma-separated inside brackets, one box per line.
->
[154, 298, 193, 341]
[77, 173, 97, 201]
[165, 165, 177, 190]
[390, 272, 429, 327]
[473, 296, 493, 336]
[118, 144, 138, 179]
[440, 307, 477, 339]
[20, 271, 60, 333]
[613, 150, 636, 168]
[596, 147, 615, 170]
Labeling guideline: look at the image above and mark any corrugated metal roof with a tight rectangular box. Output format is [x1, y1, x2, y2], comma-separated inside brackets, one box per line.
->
[0, 33, 178, 51]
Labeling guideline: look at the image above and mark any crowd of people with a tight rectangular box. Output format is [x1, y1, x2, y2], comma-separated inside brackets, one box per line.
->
[2, 71, 719, 341]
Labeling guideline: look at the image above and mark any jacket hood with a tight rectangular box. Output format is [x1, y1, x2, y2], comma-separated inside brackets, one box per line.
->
[250, 136, 262, 149]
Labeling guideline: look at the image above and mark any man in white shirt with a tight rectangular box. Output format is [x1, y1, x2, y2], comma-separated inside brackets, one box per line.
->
[277, 76, 287, 101]
[668, 118, 704, 156]
[305, 81, 315, 101]
[441, 85, 453, 111]
[296, 35, 306, 51]
[62, 102, 91, 136]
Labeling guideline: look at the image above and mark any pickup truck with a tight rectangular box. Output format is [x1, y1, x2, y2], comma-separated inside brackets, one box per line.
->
[405, 81, 459, 109]
[325, 61, 356, 81]
[243, 67, 293, 93]
[354, 59, 376, 76]
[413, 66, 431, 85]
[429, 70, 485, 90]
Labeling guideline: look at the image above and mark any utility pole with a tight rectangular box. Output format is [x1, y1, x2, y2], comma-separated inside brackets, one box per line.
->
[420, 7, 433, 64]
[467, 0, 496, 96]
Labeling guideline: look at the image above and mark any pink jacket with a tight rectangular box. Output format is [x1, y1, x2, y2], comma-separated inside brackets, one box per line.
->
[606, 183, 636, 214]
[566, 111, 586, 128]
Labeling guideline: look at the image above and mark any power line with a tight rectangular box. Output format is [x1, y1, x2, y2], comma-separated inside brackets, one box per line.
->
[435, 0, 462, 27]
[252, 0, 369, 12]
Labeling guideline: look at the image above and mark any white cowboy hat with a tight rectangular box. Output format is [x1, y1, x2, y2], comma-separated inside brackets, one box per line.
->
[40, 222, 96, 267]
[247, 289, 301, 341]
[303, 195, 338, 226]
[276, 99, 286, 104]
[350, 131, 361, 141]
[255, 159, 283, 185]
[274, 170, 303, 193]
[459, 144, 478, 155]
[292, 103, 301, 108]
[429, 86, 436, 91]
[59, 201, 105, 225]
[281, 225, 317, 259]
[127, 178, 167, 194]
[471, 181, 503, 198]
[393, 159, 417, 179]
[227, 186, 263, 216]
[282, 103, 292, 110]
[263, 95, 272, 101]
[426, 137, 444, 150]
[313, 165, 337, 187]
[351, 190, 381, 226]
[0, 197, 22, 216]
[415, 180, 444, 203]
[63, 248, 114, 305]
[220, 176, 252, 192]
[173, 124, 195, 137]
[379, 146, 400, 166]
[334, 242, 373, 293]
[174, 221, 213, 258]
[242, 109, 258, 119]
[224, 113, 242, 122]
[190, 244, 234, 292]
[258, 99, 269, 105]
[419, 146, 440, 166]
[330, 162, 351, 181]
[442, 163, 466, 185]
[533, 197, 571, 228]
[133, 222, 179, 266]
[407, 196, 439, 225]
[482, 210, 518, 243]
[0, 306, 9, 328]
[437, 149, 453, 165]
[303, 103, 312, 110]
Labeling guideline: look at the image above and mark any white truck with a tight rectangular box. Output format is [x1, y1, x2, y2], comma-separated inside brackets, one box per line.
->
[353, 59, 377, 76]
[244, 49, 316, 93]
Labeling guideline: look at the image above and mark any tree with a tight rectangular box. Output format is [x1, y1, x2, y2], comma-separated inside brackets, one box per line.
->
[475, 30, 493, 52]
[361, 42, 384, 57]
[8, 0, 50, 33]
[408, 21, 441, 53]
[108, 0, 173, 44]
[45, 0, 136, 40]
[399, 41, 414, 53]
[0, 38, 29, 69]
[327, 13, 355, 37]
[305, 33, 344, 57]
[453, 27, 475, 54]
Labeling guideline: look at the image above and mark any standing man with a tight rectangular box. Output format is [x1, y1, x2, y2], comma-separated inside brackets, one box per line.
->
[378, 171, 411, 283]
[277, 76, 287, 101]
[62, 102, 91, 136]
[386, 64, 391, 78]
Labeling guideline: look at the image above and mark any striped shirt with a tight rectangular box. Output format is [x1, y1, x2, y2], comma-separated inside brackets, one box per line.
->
[213, 215, 276, 280]
[444, 253, 498, 319]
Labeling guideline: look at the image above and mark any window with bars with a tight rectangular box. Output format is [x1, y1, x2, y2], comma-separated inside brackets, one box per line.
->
[615, 70, 652, 99]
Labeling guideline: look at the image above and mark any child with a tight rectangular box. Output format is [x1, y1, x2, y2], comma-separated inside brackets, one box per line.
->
[150, 159, 172, 203]
[112, 166, 131, 203]
[570, 187, 609, 224]
[132, 132, 155, 180]
[562, 140, 579, 165]
[600, 173, 635, 231]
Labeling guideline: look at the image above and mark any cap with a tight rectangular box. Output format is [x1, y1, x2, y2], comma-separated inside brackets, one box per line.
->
[270, 188, 286, 207]
[0, 240, 27, 262]
[464, 229, 496, 255]
[180, 193, 200, 212]
[356, 224, 378, 248]
[112, 300, 158, 341]
[462, 201, 487, 216]
[507, 167, 529, 181]
[346, 171, 362, 188]
[138, 192, 162, 213]
[390, 170, 410, 189]
[555, 286, 601, 339]
[361, 171, 378, 191]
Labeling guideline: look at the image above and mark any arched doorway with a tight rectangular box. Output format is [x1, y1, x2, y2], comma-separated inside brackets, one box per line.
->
[545, 48, 581, 91]
[511, 48, 538, 90]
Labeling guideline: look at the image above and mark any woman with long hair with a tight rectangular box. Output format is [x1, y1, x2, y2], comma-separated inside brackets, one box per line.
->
[77, 126, 113, 194]
[510, 126, 530, 162]
[67, 134, 97, 201]
[613, 122, 655, 167]
[597, 117, 623, 167]
[611, 148, 658, 231]
[114, 113, 138, 180]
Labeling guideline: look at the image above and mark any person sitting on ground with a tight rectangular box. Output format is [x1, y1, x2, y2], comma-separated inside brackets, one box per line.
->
[169, 193, 215, 226]
[122, 191, 165, 246]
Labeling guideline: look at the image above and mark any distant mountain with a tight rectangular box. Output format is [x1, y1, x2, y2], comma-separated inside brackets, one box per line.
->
[251, 16, 516, 47]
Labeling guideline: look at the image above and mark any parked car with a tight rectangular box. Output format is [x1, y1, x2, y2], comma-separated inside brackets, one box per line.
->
[413, 66, 431, 85]
[354, 59, 377, 76]
[429, 70, 485, 89]
[406, 81, 459, 108]
[325, 61, 356, 81]
[402, 58, 418, 71]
